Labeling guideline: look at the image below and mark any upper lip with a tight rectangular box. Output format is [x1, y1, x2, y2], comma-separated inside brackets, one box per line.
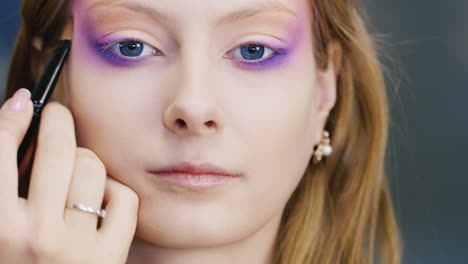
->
[149, 162, 239, 177]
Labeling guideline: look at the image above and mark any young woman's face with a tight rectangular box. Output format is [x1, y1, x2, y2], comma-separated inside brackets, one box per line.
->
[64, 0, 336, 247]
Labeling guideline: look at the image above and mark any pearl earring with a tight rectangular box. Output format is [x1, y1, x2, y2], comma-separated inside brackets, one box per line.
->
[313, 130, 333, 164]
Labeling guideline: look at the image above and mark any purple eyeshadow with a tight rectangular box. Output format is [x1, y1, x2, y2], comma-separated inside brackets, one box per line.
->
[88, 35, 291, 70]
[78, 10, 300, 71]
[80, 20, 152, 68]
[232, 48, 290, 71]
[82, 19, 293, 70]
[88, 38, 151, 67]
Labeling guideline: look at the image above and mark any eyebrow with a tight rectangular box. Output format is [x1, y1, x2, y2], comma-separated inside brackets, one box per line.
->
[88, 0, 297, 25]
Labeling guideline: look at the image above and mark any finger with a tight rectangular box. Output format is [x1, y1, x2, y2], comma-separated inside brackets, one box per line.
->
[99, 177, 139, 249]
[18, 136, 35, 177]
[64, 148, 107, 231]
[28, 102, 76, 221]
[0, 89, 33, 203]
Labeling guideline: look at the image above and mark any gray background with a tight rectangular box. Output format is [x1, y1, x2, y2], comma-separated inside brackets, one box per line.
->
[1, 1, 466, 263]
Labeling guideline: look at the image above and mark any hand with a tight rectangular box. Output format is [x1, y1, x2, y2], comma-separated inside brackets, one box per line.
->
[0, 89, 139, 264]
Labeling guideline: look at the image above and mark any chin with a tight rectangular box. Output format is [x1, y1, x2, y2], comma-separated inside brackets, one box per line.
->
[133, 197, 265, 249]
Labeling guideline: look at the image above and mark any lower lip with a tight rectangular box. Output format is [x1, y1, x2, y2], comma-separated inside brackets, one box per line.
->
[150, 172, 235, 188]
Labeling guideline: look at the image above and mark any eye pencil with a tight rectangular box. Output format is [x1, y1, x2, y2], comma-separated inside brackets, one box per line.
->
[17, 39, 71, 198]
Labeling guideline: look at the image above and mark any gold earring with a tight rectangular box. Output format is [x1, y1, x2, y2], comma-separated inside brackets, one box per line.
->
[313, 130, 333, 164]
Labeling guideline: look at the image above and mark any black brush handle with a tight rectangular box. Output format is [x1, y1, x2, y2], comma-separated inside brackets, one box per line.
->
[17, 39, 71, 198]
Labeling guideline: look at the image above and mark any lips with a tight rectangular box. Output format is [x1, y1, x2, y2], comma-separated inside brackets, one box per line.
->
[150, 162, 238, 176]
[148, 162, 240, 188]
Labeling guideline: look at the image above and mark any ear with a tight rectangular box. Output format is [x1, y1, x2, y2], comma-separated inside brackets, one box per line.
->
[313, 42, 342, 141]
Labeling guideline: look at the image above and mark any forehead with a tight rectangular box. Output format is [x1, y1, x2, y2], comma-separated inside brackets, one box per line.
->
[76, 0, 309, 25]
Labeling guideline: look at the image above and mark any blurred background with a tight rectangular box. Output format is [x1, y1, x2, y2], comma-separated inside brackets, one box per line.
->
[0, 1, 466, 263]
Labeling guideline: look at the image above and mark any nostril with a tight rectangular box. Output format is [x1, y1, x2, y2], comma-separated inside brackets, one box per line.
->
[175, 119, 187, 129]
[205, 120, 215, 128]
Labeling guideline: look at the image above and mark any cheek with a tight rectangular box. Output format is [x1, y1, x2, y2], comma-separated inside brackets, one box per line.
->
[215, 80, 320, 249]
[66, 25, 167, 138]
[226, 50, 320, 175]
[222, 66, 321, 221]
[244, 78, 318, 194]
[65, 38, 168, 181]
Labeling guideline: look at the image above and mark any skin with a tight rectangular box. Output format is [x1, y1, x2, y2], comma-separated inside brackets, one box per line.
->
[0, 0, 338, 263]
[66, 0, 339, 263]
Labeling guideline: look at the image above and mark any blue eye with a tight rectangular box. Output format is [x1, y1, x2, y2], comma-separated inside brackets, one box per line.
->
[231, 44, 275, 61]
[241, 45, 264, 60]
[108, 40, 158, 58]
[119, 41, 143, 56]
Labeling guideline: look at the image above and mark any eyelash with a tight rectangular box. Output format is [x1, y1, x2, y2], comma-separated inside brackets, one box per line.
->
[99, 39, 158, 55]
[96, 38, 285, 69]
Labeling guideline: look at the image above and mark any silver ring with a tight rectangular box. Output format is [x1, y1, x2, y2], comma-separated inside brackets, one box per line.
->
[66, 204, 107, 218]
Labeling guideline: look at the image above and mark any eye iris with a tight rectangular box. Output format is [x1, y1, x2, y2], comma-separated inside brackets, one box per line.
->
[240, 44, 265, 60]
[119, 41, 144, 57]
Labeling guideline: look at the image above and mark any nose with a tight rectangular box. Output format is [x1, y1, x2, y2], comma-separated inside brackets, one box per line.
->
[163, 83, 223, 137]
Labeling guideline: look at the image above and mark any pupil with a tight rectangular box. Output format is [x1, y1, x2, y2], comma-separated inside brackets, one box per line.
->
[128, 41, 138, 50]
[248, 46, 260, 53]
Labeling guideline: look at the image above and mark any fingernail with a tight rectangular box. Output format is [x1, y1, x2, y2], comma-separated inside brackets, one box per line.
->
[8, 88, 31, 110]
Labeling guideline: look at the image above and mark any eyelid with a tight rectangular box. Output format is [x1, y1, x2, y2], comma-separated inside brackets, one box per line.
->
[99, 28, 165, 48]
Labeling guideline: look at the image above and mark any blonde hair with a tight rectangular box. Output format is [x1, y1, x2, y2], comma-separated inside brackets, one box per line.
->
[5, 0, 401, 263]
